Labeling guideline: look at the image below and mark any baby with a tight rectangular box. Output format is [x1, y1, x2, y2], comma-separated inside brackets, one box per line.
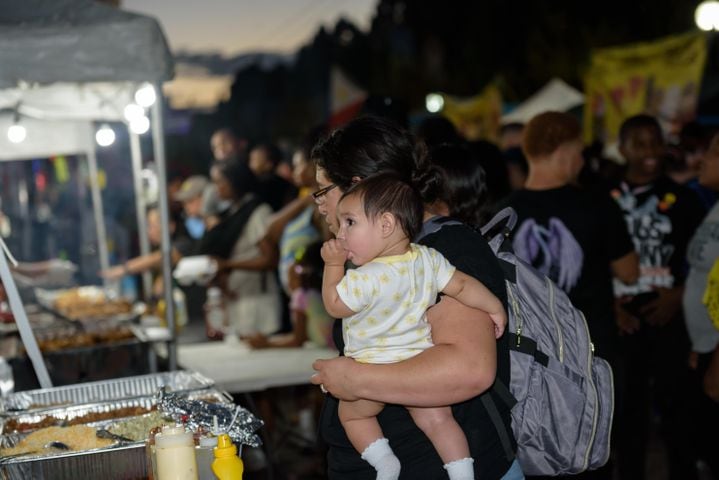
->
[321, 173, 506, 480]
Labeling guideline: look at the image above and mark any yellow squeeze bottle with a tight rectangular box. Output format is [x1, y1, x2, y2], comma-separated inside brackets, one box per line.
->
[211, 434, 244, 480]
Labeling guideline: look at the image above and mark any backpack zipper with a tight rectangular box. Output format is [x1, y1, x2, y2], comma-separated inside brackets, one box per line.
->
[579, 311, 600, 471]
[507, 282, 522, 346]
[546, 279, 563, 362]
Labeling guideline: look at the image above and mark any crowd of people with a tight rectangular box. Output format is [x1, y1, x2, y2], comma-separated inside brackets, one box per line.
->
[106, 109, 718, 480]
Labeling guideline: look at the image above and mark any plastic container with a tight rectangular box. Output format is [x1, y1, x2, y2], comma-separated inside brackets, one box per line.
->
[196, 435, 219, 480]
[155, 425, 199, 480]
[204, 287, 226, 341]
[211, 434, 243, 480]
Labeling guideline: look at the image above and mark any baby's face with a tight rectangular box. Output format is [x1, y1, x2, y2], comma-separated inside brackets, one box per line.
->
[335, 194, 384, 266]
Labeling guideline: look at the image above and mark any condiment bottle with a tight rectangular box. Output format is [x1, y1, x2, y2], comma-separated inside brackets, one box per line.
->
[204, 287, 226, 340]
[211, 434, 243, 480]
[155, 425, 199, 480]
[196, 435, 219, 480]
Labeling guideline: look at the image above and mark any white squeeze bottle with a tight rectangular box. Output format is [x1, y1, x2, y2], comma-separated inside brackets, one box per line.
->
[155, 425, 199, 480]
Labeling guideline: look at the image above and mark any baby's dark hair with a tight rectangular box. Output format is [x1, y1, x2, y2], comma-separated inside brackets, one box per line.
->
[296, 241, 324, 291]
[340, 172, 424, 241]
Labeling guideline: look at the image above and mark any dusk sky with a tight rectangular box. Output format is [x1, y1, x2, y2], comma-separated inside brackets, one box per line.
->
[123, 0, 378, 56]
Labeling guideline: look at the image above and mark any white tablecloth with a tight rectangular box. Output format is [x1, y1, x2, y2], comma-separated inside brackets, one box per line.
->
[177, 341, 338, 393]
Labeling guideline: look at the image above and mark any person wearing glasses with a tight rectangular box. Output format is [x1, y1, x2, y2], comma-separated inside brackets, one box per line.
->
[309, 116, 523, 480]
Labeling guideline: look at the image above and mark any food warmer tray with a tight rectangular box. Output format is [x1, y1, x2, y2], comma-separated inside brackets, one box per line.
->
[0, 370, 216, 414]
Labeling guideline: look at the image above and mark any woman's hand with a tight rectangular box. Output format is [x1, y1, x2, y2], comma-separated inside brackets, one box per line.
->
[321, 239, 347, 266]
[100, 265, 126, 280]
[244, 333, 270, 349]
[311, 356, 362, 401]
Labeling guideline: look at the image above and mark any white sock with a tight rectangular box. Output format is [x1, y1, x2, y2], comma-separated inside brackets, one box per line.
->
[443, 457, 475, 480]
[360, 437, 401, 480]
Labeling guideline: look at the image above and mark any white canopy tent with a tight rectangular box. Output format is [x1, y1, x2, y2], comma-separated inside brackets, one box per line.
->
[0, 0, 177, 386]
[501, 78, 585, 125]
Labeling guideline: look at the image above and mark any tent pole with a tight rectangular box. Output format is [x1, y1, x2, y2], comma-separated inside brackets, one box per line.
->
[86, 146, 110, 287]
[0, 237, 52, 389]
[151, 84, 177, 371]
[129, 129, 152, 300]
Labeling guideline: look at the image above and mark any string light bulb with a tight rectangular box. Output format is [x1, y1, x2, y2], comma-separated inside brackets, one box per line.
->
[95, 124, 115, 147]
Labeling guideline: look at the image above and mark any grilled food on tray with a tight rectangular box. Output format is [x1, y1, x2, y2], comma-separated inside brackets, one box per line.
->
[52, 287, 132, 320]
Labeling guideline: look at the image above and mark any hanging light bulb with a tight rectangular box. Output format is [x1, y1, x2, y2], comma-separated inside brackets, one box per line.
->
[135, 83, 157, 108]
[95, 124, 115, 147]
[130, 115, 150, 135]
[124, 103, 145, 123]
[696, 1, 719, 30]
[425, 93, 444, 113]
[7, 124, 27, 144]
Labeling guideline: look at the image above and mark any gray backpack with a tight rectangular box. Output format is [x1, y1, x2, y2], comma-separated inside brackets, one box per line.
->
[418, 208, 614, 476]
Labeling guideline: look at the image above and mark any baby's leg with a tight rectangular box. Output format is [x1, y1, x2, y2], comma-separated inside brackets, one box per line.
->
[340, 399, 400, 480]
[407, 406, 474, 480]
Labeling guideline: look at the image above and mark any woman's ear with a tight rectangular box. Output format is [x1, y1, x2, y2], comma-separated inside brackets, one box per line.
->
[351, 176, 363, 185]
[380, 212, 397, 237]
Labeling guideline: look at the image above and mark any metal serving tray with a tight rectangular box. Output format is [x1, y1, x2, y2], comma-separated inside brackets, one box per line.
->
[0, 370, 216, 414]
[0, 389, 232, 480]
[0, 443, 148, 480]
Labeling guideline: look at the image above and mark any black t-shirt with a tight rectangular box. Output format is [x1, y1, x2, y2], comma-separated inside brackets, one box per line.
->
[502, 185, 634, 358]
[609, 175, 705, 297]
[320, 223, 515, 480]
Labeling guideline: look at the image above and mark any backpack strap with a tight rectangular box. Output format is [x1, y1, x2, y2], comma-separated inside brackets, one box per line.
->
[479, 207, 517, 254]
[481, 392, 516, 462]
[415, 215, 463, 242]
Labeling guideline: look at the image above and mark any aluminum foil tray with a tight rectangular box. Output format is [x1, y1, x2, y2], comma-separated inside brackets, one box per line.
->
[0, 370, 216, 414]
[0, 443, 147, 480]
[0, 389, 232, 479]
[1, 388, 230, 434]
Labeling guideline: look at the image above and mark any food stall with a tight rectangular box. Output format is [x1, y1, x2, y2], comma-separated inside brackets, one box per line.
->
[0, 2, 257, 477]
[0, 0, 180, 382]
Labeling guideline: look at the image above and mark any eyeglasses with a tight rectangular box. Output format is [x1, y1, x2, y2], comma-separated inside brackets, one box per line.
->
[312, 183, 337, 201]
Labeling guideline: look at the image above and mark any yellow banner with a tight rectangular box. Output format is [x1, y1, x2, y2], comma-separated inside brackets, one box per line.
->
[584, 31, 707, 144]
[441, 85, 502, 142]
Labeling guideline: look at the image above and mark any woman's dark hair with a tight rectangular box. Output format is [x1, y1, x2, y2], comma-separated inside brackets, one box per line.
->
[311, 115, 423, 191]
[419, 143, 489, 227]
[297, 241, 324, 291]
[215, 159, 258, 198]
[341, 172, 424, 241]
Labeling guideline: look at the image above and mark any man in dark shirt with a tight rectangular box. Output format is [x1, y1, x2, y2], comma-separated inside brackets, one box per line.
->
[503, 112, 638, 365]
[611, 114, 705, 480]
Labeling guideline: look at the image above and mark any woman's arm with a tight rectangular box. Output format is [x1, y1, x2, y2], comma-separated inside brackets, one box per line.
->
[218, 236, 278, 272]
[264, 195, 314, 245]
[312, 295, 497, 407]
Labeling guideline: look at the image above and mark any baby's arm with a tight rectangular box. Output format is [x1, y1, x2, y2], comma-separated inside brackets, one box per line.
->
[321, 239, 355, 319]
[441, 270, 507, 338]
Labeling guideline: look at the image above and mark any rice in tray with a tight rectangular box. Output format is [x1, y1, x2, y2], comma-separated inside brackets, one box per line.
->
[1, 425, 113, 457]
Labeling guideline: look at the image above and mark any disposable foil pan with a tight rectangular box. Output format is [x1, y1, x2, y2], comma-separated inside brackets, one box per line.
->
[0, 389, 233, 480]
[0, 389, 231, 434]
[0, 443, 148, 480]
[0, 370, 215, 413]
